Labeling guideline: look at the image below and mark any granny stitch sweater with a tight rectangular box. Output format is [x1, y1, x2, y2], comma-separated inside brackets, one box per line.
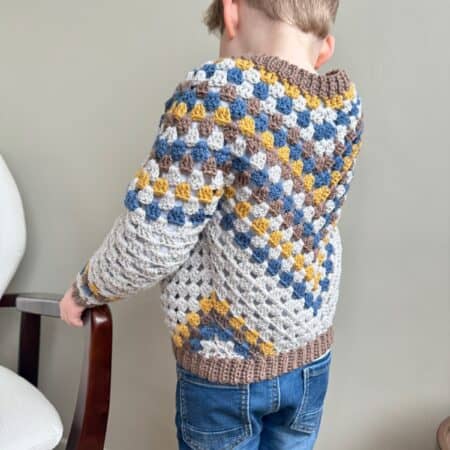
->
[72, 54, 364, 384]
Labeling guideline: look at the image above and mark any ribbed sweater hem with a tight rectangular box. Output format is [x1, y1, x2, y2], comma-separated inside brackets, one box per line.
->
[172, 326, 334, 385]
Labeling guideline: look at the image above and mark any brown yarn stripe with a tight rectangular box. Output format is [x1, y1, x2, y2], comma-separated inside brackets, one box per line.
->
[248, 54, 351, 98]
[172, 326, 333, 384]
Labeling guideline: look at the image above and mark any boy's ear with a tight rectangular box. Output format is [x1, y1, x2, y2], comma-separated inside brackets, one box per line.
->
[222, 0, 239, 39]
[314, 35, 336, 69]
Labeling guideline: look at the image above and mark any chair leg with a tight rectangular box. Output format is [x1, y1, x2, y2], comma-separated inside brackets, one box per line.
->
[18, 312, 41, 387]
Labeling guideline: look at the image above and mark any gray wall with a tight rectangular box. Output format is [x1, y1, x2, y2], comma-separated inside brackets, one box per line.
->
[1, 1, 449, 449]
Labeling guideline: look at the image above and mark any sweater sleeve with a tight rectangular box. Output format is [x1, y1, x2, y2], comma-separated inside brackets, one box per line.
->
[326, 93, 364, 228]
[71, 77, 230, 307]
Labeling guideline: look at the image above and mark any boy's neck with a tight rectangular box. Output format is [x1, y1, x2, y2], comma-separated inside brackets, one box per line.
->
[218, 15, 322, 75]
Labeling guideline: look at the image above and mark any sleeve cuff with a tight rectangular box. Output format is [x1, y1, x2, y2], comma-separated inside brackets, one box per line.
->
[72, 262, 117, 308]
[71, 279, 97, 308]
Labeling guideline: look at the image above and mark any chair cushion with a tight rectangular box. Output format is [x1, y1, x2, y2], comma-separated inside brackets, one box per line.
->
[0, 365, 63, 450]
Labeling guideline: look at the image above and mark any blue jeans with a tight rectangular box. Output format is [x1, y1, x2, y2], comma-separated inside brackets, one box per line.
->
[174, 350, 332, 450]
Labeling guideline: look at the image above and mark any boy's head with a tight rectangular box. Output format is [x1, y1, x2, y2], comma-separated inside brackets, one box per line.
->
[203, 0, 339, 70]
[204, 0, 339, 40]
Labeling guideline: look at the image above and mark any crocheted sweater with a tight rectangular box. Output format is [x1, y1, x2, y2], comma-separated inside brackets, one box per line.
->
[72, 54, 364, 384]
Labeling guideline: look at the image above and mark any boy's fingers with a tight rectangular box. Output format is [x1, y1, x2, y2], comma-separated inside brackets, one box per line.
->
[69, 312, 84, 327]
[61, 311, 72, 326]
[69, 314, 83, 327]
[59, 302, 84, 327]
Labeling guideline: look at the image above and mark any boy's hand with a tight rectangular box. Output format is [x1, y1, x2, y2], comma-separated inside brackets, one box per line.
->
[59, 284, 86, 327]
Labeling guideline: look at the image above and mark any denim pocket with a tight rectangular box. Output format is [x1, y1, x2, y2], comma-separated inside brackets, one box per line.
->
[176, 365, 251, 450]
[288, 351, 332, 434]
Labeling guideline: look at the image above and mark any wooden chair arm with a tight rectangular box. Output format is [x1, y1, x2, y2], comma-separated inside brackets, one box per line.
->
[0, 293, 112, 450]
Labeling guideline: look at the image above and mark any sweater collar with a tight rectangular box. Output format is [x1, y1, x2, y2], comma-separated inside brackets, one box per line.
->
[226, 53, 351, 99]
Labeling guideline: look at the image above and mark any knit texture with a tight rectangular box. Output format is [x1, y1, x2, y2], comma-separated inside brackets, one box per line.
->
[72, 54, 364, 384]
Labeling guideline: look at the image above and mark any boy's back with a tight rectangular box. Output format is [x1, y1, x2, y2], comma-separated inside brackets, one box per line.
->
[60, 0, 364, 448]
[160, 54, 362, 384]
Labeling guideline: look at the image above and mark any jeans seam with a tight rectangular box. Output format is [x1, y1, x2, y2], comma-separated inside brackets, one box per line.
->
[289, 367, 310, 430]
[297, 367, 315, 433]
[243, 383, 252, 438]
[292, 365, 329, 434]
[300, 368, 310, 418]
[275, 377, 281, 412]
[267, 377, 281, 413]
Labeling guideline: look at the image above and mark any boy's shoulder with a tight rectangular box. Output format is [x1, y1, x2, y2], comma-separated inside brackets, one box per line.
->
[163, 54, 363, 138]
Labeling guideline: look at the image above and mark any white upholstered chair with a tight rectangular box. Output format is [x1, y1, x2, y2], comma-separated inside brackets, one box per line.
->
[0, 154, 112, 450]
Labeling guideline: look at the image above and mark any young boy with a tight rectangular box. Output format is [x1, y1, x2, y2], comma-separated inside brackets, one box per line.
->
[60, 0, 364, 448]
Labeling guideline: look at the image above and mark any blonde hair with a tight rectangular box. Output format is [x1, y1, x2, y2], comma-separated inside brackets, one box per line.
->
[203, 0, 339, 39]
